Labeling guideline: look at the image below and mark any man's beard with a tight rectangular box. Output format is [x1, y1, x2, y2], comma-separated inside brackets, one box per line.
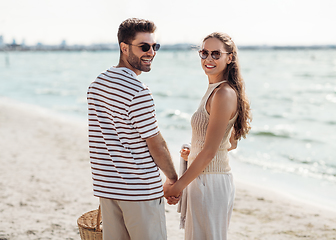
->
[127, 48, 152, 72]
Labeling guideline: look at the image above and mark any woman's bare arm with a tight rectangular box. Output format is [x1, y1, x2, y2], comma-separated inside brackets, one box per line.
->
[164, 85, 237, 197]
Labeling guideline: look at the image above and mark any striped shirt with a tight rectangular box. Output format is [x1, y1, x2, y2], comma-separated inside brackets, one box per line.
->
[87, 67, 163, 201]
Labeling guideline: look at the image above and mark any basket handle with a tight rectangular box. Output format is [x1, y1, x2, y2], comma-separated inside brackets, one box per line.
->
[96, 205, 102, 231]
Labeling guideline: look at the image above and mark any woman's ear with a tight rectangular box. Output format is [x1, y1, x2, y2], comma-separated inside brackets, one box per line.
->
[227, 53, 233, 64]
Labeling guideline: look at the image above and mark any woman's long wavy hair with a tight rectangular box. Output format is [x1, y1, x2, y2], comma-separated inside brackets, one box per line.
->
[203, 32, 252, 140]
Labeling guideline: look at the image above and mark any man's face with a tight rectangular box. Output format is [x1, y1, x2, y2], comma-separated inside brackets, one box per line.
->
[127, 32, 157, 73]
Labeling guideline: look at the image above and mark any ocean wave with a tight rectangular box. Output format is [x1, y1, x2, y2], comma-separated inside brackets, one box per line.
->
[326, 94, 336, 103]
[287, 155, 336, 169]
[326, 120, 336, 125]
[160, 124, 189, 130]
[251, 129, 321, 144]
[258, 112, 288, 120]
[154, 91, 172, 97]
[259, 94, 293, 102]
[35, 88, 75, 96]
[153, 91, 200, 100]
[235, 154, 336, 183]
[322, 74, 336, 78]
[295, 73, 315, 78]
[157, 109, 192, 130]
[159, 109, 191, 121]
[269, 114, 286, 119]
[251, 130, 291, 139]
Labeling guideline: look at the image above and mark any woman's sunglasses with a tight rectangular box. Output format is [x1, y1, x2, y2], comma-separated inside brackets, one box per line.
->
[198, 49, 231, 60]
[128, 43, 160, 52]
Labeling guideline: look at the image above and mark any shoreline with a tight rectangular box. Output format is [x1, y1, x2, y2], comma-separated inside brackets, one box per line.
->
[1, 97, 335, 239]
[229, 158, 336, 213]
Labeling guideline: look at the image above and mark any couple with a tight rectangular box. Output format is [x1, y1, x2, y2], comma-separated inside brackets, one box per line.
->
[87, 18, 251, 240]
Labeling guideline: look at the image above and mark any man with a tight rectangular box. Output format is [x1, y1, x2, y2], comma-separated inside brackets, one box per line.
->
[87, 18, 178, 240]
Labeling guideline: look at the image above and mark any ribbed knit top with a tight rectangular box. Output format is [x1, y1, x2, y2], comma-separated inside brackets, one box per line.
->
[188, 81, 237, 174]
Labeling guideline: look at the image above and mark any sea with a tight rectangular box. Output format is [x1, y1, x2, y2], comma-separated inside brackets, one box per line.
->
[1, 48, 336, 211]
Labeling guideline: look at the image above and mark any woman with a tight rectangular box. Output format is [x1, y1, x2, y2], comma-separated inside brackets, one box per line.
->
[164, 32, 252, 239]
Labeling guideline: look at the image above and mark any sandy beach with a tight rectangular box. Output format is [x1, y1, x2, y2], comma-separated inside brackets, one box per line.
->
[1, 97, 335, 240]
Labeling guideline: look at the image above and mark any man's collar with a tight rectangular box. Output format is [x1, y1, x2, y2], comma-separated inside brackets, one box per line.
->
[112, 66, 138, 78]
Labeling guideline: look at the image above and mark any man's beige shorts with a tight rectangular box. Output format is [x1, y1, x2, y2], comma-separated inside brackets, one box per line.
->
[100, 197, 167, 240]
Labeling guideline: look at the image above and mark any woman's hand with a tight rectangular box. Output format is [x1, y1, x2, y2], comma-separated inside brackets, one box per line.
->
[228, 129, 238, 151]
[180, 148, 190, 161]
[165, 191, 180, 205]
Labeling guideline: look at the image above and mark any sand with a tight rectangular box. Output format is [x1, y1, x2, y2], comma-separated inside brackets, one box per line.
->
[0, 97, 335, 240]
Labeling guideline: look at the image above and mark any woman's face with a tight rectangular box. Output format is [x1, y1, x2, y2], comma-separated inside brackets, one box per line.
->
[200, 37, 232, 79]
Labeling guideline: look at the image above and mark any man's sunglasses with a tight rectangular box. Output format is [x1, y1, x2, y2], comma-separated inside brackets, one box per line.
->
[198, 49, 231, 60]
[128, 43, 160, 52]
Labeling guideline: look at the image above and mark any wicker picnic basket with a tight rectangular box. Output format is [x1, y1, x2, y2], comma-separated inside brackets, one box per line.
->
[77, 206, 102, 240]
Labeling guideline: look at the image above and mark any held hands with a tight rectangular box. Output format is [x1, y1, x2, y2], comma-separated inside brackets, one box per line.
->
[163, 178, 181, 205]
[163, 147, 190, 205]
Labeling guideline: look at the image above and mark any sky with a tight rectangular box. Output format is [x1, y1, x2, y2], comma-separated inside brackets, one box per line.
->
[1, 0, 336, 46]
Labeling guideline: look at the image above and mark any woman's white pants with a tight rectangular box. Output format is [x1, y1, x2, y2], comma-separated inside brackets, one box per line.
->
[185, 173, 235, 240]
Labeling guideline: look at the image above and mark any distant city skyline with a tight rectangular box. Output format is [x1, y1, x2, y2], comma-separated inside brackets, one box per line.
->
[1, 0, 336, 46]
[2, 34, 336, 49]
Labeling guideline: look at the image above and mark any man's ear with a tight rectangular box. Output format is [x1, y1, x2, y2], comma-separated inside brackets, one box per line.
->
[120, 42, 129, 55]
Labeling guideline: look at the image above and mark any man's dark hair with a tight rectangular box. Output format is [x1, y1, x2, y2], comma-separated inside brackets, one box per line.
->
[117, 18, 156, 45]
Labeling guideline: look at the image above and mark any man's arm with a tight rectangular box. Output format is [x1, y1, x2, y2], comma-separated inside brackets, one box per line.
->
[146, 132, 178, 182]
